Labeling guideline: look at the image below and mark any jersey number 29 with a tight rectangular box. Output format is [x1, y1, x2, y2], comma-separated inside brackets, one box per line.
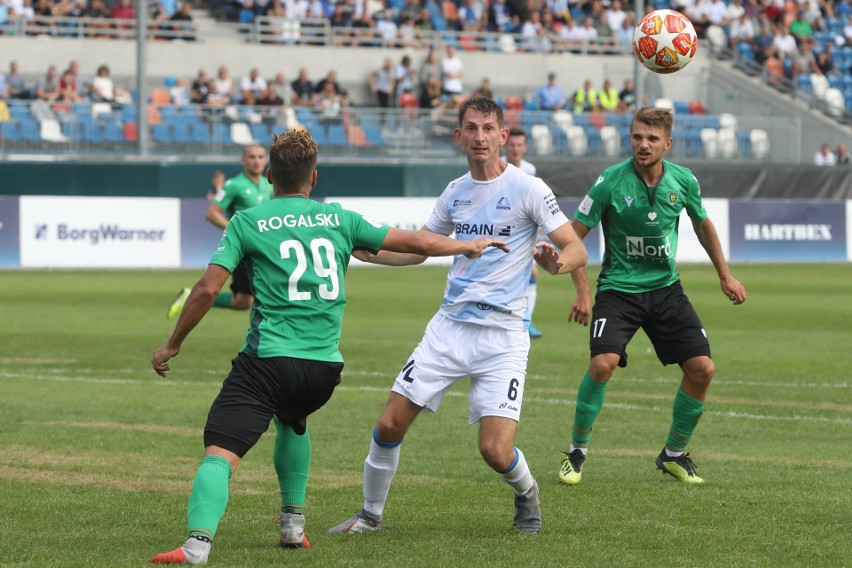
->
[280, 238, 339, 300]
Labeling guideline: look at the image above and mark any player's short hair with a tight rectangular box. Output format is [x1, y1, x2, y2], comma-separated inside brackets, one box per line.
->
[241, 143, 266, 158]
[458, 96, 504, 128]
[508, 126, 527, 139]
[268, 130, 318, 192]
[632, 106, 674, 138]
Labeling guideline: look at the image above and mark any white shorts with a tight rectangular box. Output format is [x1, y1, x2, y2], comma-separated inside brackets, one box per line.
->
[391, 312, 530, 424]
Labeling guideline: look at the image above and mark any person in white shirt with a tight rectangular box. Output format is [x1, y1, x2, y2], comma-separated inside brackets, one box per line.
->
[814, 143, 837, 166]
[440, 44, 464, 96]
[328, 96, 587, 537]
[240, 67, 268, 105]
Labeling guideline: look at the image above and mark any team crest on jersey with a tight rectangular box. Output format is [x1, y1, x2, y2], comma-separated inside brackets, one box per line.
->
[667, 192, 678, 205]
[496, 197, 511, 210]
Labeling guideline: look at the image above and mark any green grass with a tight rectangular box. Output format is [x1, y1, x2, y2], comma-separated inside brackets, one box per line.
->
[1, 264, 850, 567]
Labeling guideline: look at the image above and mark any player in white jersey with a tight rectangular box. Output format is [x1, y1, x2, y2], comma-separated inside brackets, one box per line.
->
[328, 97, 587, 535]
[503, 126, 543, 338]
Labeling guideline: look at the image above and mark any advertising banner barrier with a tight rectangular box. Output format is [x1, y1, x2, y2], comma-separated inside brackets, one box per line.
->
[728, 200, 847, 261]
[181, 199, 226, 268]
[19, 196, 181, 268]
[0, 197, 20, 267]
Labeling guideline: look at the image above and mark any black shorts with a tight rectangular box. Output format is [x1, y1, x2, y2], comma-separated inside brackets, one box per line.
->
[589, 281, 711, 368]
[204, 352, 343, 457]
[230, 258, 255, 296]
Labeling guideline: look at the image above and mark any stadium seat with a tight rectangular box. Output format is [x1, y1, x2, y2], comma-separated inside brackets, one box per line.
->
[749, 128, 769, 159]
[553, 110, 572, 130]
[173, 122, 193, 143]
[152, 123, 174, 144]
[700, 128, 719, 158]
[40, 118, 69, 143]
[600, 125, 620, 157]
[123, 122, 138, 142]
[530, 124, 552, 155]
[719, 113, 737, 130]
[824, 88, 846, 117]
[231, 122, 258, 145]
[565, 125, 587, 156]
[91, 102, 112, 118]
[499, 34, 517, 53]
[190, 123, 211, 144]
[705, 25, 727, 55]
[654, 98, 674, 110]
[0, 120, 21, 141]
[718, 127, 737, 158]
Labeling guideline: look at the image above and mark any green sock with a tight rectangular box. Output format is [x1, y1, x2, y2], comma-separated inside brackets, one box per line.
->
[187, 455, 232, 540]
[273, 418, 311, 515]
[572, 371, 608, 448]
[213, 293, 232, 308]
[666, 388, 705, 452]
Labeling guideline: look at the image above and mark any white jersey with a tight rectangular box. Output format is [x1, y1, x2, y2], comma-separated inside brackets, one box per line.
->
[426, 163, 568, 330]
[502, 156, 537, 176]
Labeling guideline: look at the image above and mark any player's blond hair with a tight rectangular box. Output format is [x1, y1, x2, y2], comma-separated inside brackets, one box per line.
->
[269, 130, 318, 193]
[632, 106, 674, 138]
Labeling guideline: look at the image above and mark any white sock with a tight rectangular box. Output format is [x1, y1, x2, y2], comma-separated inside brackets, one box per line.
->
[569, 444, 588, 456]
[665, 448, 684, 458]
[526, 283, 538, 319]
[501, 447, 534, 495]
[362, 435, 401, 519]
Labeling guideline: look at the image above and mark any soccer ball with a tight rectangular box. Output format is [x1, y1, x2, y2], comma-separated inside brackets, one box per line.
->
[632, 9, 698, 74]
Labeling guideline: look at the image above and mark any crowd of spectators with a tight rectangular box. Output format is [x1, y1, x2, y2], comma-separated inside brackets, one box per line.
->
[0, 58, 132, 104]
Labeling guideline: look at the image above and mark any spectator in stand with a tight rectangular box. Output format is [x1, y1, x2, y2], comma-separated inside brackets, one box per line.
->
[169, 1, 195, 41]
[170, 77, 191, 105]
[375, 8, 398, 45]
[814, 143, 836, 165]
[399, 0, 419, 23]
[790, 9, 814, 44]
[488, 0, 510, 32]
[836, 143, 850, 165]
[36, 65, 61, 102]
[6, 61, 30, 100]
[110, 0, 134, 21]
[791, 37, 822, 80]
[458, 0, 482, 31]
[290, 67, 314, 106]
[415, 5, 435, 31]
[471, 77, 493, 99]
[743, 0, 763, 20]
[191, 68, 209, 104]
[0, 70, 7, 101]
[419, 73, 444, 110]
[441, 44, 464, 97]
[572, 79, 597, 113]
[773, 23, 799, 59]
[577, 16, 599, 45]
[314, 70, 341, 97]
[617, 78, 636, 113]
[206, 80, 229, 106]
[419, 49, 441, 87]
[729, 11, 755, 49]
[604, 0, 626, 36]
[398, 14, 418, 47]
[240, 67, 267, 106]
[597, 79, 618, 112]
[314, 81, 344, 130]
[725, 0, 745, 22]
[394, 55, 415, 102]
[615, 11, 635, 50]
[368, 57, 395, 111]
[816, 41, 836, 75]
[90, 64, 131, 104]
[212, 65, 235, 104]
[271, 72, 291, 105]
[752, 22, 775, 64]
[686, 0, 711, 38]
[83, 0, 112, 38]
[560, 18, 584, 50]
[843, 14, 852, 45]
[764, 46, 786, 87]
[706, 0, 730, 27]
[521, 11, 553, 53]
[59, 68, 82, 102]
[257, 82, 283, 106]
[530, 72, 566, 110]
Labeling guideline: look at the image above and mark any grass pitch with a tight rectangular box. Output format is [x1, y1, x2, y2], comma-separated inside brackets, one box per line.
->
[0, 264, 850, 567]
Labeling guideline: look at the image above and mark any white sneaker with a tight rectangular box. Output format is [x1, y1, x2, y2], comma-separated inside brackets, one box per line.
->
[278, 512, 311, 549]
[327, 510, 382, 534]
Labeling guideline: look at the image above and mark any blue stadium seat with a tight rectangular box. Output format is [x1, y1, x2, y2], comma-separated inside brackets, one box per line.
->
[250, 123, 270, 141]
[103, 122, 124, 143]
[363, 125, 385, 146]
[583, 126, 601, 155]
[172, 122, 193, 143]
[797, 73, 813, 93]
[684, 128, 702, 157]
[82, 122, 104, 143]
[152, 123, 174, 144]
[9, 103, 29, 120]
[327, 125, 347, 145]
[674, 100, 689, 114]
[737, 129, 752, 157]
[737, 42, 755, 64]
[0, 120, 21, 141]
[191, 123, 211, 144]
[211, 122, 231, 145]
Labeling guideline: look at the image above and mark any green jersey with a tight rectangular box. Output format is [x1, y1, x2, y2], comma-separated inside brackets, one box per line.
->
[575, 158, 707, 293]
[210, 197, 391, 362]
[213, 172, 274, 218]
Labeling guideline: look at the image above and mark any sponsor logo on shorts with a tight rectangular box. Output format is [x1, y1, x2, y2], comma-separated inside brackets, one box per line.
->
[499, 402, 519, 412]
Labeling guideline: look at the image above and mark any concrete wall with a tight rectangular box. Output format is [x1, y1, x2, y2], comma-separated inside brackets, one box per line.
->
[0, 35, 708, 104]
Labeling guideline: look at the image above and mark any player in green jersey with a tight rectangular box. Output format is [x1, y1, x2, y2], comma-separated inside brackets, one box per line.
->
[542, 107, 747, 486]
[167, 144, 273, 319]
[149, 130, 507, 566]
